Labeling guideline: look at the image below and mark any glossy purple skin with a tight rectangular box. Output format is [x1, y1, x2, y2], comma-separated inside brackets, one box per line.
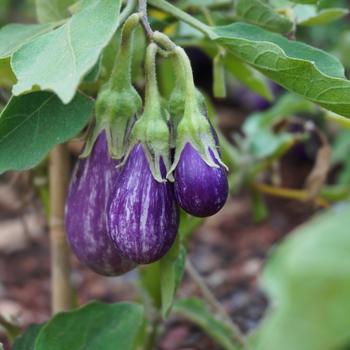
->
[108, 144, 179, 264]
[174, 143, 228, 217]
[65, 131, 136, 276]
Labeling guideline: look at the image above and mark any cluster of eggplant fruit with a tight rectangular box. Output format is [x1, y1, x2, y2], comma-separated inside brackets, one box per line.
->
[64, 14, 229, 276]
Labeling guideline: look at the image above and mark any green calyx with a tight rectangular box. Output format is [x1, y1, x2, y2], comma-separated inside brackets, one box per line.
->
[80, 13, 142, 159]
[123, 42, 172, 183]
[167, 45, 227, 177]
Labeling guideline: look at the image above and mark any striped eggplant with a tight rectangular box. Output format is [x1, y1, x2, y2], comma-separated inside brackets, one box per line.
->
[65, 131, 136, 276]
[174, 142, 228, 217]
[108, 144, 179, 264]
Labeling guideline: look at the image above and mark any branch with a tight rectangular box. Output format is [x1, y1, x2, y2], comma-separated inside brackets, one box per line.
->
[49, 144, 72, 314]
[186, 259, 248, 349]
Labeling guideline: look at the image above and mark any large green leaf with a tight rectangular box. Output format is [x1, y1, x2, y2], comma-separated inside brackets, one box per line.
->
[35, 0, 75, 23]
[212, 22, 350, 117]
[12, 0, 121, 103]
[160, 237, 186, 318]
[236, 0, 293, 33]
[173, 298, 241, 350]
[13, 324, 44, 350]
[0, 23, 54, 58]
[35, 302, 144, 350]
[0, 91, 93, 174]
[255, 204, 350, 350]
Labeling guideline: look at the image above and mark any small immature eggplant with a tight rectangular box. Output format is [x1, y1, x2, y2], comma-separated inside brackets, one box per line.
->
[65, 132, 136, 276]
[108, 144, 179, 264]
[174, 143, 228, 217]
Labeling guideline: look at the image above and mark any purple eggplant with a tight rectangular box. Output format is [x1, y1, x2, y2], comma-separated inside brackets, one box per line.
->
[174, 143, 228, 217]
[65, 131, 136, 276]
[108, 144, 179, 264]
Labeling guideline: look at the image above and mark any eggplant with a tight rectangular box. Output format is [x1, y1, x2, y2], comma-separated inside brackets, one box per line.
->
[108, 144, 179, 264]
[174, 142, 228, 217]
[65, 131, 136, 276]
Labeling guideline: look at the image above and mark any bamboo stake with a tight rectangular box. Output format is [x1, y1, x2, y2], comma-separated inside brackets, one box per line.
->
[49, 144, 72, 314]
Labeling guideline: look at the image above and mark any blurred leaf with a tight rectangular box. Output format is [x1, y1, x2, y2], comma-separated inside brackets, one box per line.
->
[294, 5, 348, 26]
[160, 237, 186, 318]
[0, 58, 16, 88]
[236, 0, 293, 33]
[139, 262, 162, 309]
[12, 0, 122, 103]
[213, 53, 226, 98]
[251, 189, 268, 223]
[13, 324, 44, 350]
[223, 54, 273, 100]
[173, 298, 241, 350]
[249, 131, 295, 159]
[289, 0, 319, 3]
[35, 302, 144, 350]
[0, 91, 93, 174]
[178, 210, 203, 242]
[243, 93, 316, 135]
[213, 22, 350, 117]
[201, 43, 273, 100]
[0, 23, 54, 58]
[331, 130, 350, 164]
[255, 204, 350, 350]
[177, 0, 232, 9]
[35, 0, 75, 23]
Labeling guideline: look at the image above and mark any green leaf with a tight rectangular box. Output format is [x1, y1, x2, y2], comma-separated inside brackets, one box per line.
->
[295, 5, 348, 26]
[255, 204, 350, 350]
[0, 343, 3, 350]
[0, 23, 54, 58]
[173, 298, 240, 350]
[160, 237, 186, 318]
[35, 0, 75, 23]
[0, 91, 93, 174]
[236, 0, 293, 33]
[13, 324, 44, 350]
[0, 58, 16, 88]
[35, 302, 144, 350]
[12, 0, 122, 104]
[213, 22, 350, 117]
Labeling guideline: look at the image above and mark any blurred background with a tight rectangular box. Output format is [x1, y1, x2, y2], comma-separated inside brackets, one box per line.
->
[1, 0, 350, 349]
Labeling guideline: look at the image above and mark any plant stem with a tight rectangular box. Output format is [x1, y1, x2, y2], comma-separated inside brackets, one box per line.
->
[49, 144, 72, 314]
[110, 13, 142, 90]
[120, 0, 138, 25]
[253, 182, 330, 208]
[138, 0, 154, 38]
[148, 0, 215, 38]
[143, 43, 161, 118]
[186, 259, 248, 349]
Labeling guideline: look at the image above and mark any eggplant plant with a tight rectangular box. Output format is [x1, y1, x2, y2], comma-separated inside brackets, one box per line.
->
[1, 0, 350, 349]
